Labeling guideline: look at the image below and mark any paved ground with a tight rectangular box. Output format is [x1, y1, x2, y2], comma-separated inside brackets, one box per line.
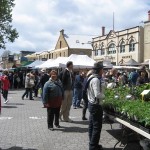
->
[0, 90, 141, 150]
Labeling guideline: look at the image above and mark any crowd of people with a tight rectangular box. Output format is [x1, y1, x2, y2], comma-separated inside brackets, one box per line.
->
[0, 62, 150, 150]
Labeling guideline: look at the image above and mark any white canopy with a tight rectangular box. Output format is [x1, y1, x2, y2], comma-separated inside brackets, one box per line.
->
[36, 59, 54, 68]
[60, 54, 96, 69]
[36, 57, 68, 68]
[113, 66, 141, 69]
[48, 57, 68, 68]
[26, 60, 45, 68]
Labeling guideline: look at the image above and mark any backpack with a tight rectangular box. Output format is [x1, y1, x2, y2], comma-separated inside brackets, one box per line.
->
[46, 80, 63, 100]
[82, 77, 95, 101]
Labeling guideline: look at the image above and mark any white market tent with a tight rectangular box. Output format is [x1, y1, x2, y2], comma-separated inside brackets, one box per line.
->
[141, 59, 150, 65]
[47, 57, 68, 68]
[36, 59, 54, 68]
[113, 66, 141, 70]
[122, 59, 140, 66]
[26, 60, 45, 68]
[60, 54, 96, 69]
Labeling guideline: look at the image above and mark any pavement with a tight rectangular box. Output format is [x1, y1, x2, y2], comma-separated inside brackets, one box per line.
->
[0, 90, 141, 150]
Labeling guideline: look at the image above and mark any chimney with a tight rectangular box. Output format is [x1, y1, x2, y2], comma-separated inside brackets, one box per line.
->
[148, 11, 150, 21]
[60, 29, 64, 35]
[102, 26, 105, 36]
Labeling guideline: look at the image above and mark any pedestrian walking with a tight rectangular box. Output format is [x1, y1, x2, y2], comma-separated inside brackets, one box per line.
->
[87, 62, 106, 150]
[73, 71, 85, 109]
[0, 75, 10, 104]
[22, 73, 34, 100]
[43, 70, 63, 131]
[60, 61, 74, 122]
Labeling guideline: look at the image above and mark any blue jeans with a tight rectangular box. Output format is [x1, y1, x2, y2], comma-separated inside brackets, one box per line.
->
[88, 103, 103, 150]
[73, 88, 82, 107]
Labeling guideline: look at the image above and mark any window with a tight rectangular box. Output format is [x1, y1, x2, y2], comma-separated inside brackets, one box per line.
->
[60, 41, 62, 48]
[60, 53, 61, 57]
[120, 41, 125, 53]
[108, 43, 116, 54]
[49, 54, 51, 59]
[129, 40, 135, 52]
[95, 44, 105, 56]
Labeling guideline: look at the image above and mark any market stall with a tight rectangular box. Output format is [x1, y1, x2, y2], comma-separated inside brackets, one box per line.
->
[26, 60, 45, 68]
[60, 54, 96, 69]
[103, 84, 150, 149]
[36, 59, 54, 68]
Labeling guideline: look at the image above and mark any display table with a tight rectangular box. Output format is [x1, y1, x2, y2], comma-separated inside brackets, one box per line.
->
[107, 114, 150, 140]
[106, 113, 150, 149]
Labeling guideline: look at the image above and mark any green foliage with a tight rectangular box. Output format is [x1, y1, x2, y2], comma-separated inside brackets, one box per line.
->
[103, 84, 150, 127]
[0, 0, 18, 49]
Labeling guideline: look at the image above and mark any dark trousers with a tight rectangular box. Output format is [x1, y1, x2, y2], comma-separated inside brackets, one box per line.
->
[88, 103, 103, 150]
[34, 88, 38, 97]
[22, 88, 32, 100]
[3, 90, 8, 101]
[82, 98, 88, 118]
[47, 107, 60, 128]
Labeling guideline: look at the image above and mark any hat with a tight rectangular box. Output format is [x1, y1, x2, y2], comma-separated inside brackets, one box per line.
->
[93, 62, 103, 70]
[41, 68, 46, 73]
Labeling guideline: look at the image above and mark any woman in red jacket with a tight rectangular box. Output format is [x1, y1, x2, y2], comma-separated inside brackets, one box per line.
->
[1, 75, 10, 104]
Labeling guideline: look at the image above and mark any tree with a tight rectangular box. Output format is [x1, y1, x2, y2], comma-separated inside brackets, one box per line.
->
[1, 50, 11, 57]
[0, 0, 18, 49]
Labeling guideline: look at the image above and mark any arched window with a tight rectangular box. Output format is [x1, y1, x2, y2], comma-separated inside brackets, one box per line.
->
[120, 41, 125, 53]
[95, 44, 105, 56]
[129, 40, 135, 52]
[108, 43, 116, 54]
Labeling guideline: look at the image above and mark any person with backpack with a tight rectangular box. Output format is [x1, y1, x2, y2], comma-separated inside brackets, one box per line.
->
[43, 70, 64, 131]
[87, 62, 106, 150]
[82, 70, 93, 120]
[22, 73, 34, 100]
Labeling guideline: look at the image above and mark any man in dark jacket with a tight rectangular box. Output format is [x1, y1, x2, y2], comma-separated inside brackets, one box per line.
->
[73, 72, 85, 109]
[39, 69, 50, 104]
[60, 61, 74, 122]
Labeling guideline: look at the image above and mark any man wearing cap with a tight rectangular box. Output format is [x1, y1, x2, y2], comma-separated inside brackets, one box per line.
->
[60, 61, 74, 122]
[87, 62, 105, 150]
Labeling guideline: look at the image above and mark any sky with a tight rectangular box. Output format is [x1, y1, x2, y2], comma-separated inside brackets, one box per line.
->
[2, 0, 150, 55]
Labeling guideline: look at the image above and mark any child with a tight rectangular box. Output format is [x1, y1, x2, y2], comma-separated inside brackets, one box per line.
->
[1, 75, 10, 104]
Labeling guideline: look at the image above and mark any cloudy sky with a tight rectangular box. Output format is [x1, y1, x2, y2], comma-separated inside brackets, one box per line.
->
[4, 0, 150, 54]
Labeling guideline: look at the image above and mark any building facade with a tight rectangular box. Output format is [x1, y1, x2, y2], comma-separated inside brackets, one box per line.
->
[144, 11, 150, 61]
[49, 29, 92, 59]
[92, 26, 144, 65]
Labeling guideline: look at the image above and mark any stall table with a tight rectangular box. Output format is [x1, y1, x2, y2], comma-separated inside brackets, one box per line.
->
[106, 114, 150, 149]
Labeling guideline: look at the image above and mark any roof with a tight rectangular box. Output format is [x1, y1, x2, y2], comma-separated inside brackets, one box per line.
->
[64, 34, 93, 49]
[124, 59, 140, 66]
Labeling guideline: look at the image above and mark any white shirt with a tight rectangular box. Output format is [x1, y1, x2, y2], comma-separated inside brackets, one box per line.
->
[87, 74, 106, 105]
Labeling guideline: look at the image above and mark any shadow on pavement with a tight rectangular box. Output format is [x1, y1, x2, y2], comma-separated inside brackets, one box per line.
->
[73, 120, 89, 125]
[0, 146, 37, 150]
[2, 106, 17, 109]
[103, 148, 122, 150]
[7, 103, 24, 106]
[55, 126, 88, 133]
